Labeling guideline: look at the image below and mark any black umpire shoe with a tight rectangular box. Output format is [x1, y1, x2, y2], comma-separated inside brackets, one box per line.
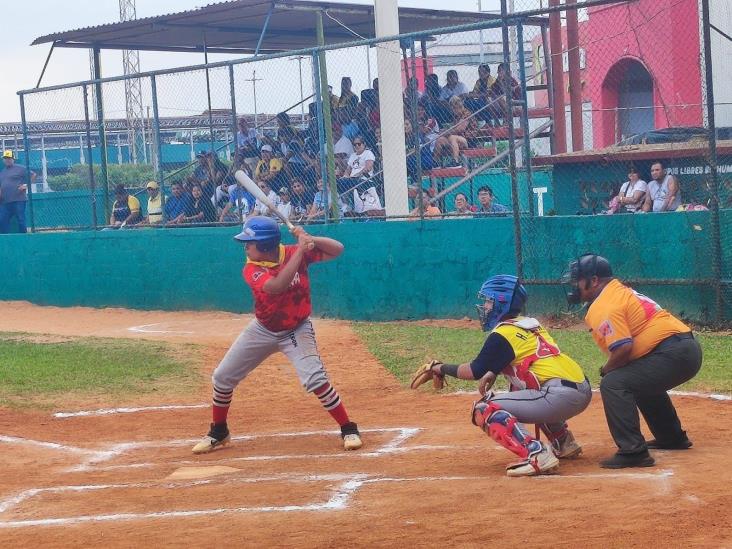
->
[646, 438, 693, 450]
[600, 451, 655, 469]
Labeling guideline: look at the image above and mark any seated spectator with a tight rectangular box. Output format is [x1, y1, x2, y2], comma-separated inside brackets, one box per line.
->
[451, 192, 476, 217]
[199, 152, 227, 201]
[611, 168, 647, 214]
[333, 123, 355, 176]
[343, 136, 375, 182]
[213, 175, 234, 214]
[417, 103, 440, 152]
[337, 77, 359, 116]
[183, 183, 217, 224]
[219, 170, 254, 223]
[253, 180, 280, 218]
[405, 118, 434, 183]
[145, 181, 163, 225]
[192, 151, 210, 183]
[432, 97, 478, 167]
[276, 187, 294, 221]
[164, 181, 189, 225]
[404, 76, 422, 108]
[475, 185, 509, 215]
[352, 179, 384, 217]
[489, 63, 522, 125]
[464, 64, 497, 124]
[410, 190, 442, 219]
[110, 183, 141, 228]
[420, 73, 453, 126]
[254, 144, 284, 187]
[237, 117, 260, 170]
[308, 177, 347, 221]
[642, 161, 681, 212]
[290, 177, 312, 222]
[440, 70, 469, 101]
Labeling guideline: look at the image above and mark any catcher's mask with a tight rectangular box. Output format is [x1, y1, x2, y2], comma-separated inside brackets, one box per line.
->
[234, 216, 281, 252]
[561, 253, 613, 305]
[476, 274, 527, 332]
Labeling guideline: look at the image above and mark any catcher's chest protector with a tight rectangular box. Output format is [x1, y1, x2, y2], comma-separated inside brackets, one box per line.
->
[495, 318, 561, 391]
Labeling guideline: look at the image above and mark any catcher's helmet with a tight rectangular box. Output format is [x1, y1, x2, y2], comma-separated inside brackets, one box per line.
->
[476, 274, 527, 332]
[562, 253, 613, 305]
[234, 216, 281, 252]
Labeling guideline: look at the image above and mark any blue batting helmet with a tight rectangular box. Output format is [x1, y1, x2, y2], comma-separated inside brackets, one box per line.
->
[475, 274, 528, 332]
[234, 216, 280, 242]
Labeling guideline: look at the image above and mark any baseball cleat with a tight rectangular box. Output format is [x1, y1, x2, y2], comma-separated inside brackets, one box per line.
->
[555, 430, 583, 459]
[506, 445, 559, 477]
[192, 422, 231, 454]
[340, 422, 363, 451]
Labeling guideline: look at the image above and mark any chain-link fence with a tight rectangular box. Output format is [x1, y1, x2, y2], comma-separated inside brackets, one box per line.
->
[12, 0, 730, 322]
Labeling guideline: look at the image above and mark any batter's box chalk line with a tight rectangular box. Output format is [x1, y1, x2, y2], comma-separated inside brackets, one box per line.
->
[0, 473, 481, 529]
[446, 389, 732, 402]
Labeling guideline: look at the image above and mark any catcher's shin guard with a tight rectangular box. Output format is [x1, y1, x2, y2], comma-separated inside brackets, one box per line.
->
[472, 399, 540, 459]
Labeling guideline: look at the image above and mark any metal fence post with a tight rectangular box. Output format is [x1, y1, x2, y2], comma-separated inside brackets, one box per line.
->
[700, 0, 724, 323]
[501, 0, 523, 280]
[92, 48, 110, 222]
[316, 11, 339, 222]
[229, 64, 238, 159]
[18, 93, 35, 233]
[516, 22, 534, 217]
[311, 52, 330, 224]
[409, 38, 423, 219]
[82, 84, 98, 229]
[150, 75, 166, 217]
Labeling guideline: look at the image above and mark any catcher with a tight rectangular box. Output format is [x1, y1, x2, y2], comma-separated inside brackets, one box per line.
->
[411, 275, 592, 477]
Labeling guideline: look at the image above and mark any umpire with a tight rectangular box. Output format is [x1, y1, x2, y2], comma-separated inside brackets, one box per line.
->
[563, 254, 702, 469]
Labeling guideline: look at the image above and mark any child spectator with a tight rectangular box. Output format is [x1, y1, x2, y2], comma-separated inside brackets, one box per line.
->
[475, 185, 509, 215]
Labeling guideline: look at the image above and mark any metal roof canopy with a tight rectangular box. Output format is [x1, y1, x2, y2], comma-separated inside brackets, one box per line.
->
[31, 0, 544, 55]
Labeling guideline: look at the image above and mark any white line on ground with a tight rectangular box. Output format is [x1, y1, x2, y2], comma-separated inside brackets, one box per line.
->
[54, 404, 209, 418]
[535, 469, 674, 480]
[127, 323, 194, 335]
[445, 389, 731, 401]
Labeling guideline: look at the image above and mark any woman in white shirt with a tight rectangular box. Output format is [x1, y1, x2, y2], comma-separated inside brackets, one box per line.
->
[614, 168, 647, 213]
[344, 137, 375, 179]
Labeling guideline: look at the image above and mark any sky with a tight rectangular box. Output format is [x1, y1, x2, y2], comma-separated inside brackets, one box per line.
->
[0, 0, 519, 123]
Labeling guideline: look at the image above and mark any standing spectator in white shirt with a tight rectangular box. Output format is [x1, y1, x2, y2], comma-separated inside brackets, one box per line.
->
[439, 70, 469, 101]
[614, 168, 648, 213]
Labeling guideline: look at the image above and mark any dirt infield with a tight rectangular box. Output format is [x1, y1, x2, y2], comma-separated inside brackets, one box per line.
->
[0, 302, 730, 548]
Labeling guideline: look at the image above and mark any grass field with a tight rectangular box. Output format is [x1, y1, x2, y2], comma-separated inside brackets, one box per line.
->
[0, 333, 201, 408]
[353, 323, 732, 394]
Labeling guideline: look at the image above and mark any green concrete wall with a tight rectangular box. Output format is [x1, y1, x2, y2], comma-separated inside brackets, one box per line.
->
[0, 211, 728, 323]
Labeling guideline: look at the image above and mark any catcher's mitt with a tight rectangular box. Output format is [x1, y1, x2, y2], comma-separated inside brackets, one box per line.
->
[410, 359, 448, 390]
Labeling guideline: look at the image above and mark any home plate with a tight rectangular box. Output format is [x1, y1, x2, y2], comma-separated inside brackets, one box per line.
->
[167, 466, 241, 480]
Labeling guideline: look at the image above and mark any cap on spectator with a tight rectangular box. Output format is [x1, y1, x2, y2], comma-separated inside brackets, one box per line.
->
[146, 181, 159, 190]
[260, 144, 273, 153]
[278, 187, 289, 194]
[2, 150, 14, 159]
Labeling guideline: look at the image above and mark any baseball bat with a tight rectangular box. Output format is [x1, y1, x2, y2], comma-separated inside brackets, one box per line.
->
[234, 170, 313, 248]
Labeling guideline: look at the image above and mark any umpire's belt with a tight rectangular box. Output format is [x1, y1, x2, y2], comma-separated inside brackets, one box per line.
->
[655, 332, 694, 352]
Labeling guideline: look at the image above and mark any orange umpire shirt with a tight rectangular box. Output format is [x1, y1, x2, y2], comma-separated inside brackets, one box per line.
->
[584, 279, 690, 360]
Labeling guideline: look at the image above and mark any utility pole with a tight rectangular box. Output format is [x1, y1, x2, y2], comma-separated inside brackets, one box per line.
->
[244, 71, 263, 129]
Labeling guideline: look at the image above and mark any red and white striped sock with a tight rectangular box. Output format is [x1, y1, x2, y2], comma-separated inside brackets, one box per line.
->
[314, 382, 350, 427]
[212, 385, 233, 425]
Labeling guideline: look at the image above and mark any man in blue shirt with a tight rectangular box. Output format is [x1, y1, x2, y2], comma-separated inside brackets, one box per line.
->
[0, 151, 35, 233]
[164, 182, 190, 225]
[475, 185, 509, 215]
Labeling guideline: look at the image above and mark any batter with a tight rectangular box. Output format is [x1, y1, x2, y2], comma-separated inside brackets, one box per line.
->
[192, 216, 362, 454]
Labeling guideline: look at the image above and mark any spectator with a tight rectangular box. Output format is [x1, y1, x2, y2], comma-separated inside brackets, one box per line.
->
[333, 123, 354, 176]
[254, 144, 284, 187]
[219, 171, 254, 223]
[253, 180, 280, 218]
[643, 161, 681, 212]
[352, 179, 384, 217]
[290, 177, 312, 221]
[0, 150, 35, 234]
[337, 108, 360, 141]
[410, 190, 442, 218]
[200, 152, 227, 200]
[417, 103, 440, 152]
[489, 63, 521, 125]
[433, 96, 478, 167]
[405, 118, 434, 183]
[612, 168, 647, 214]
[183, 183, 217, 224]
[404, 76, 422, 108]
[464, 64, 497, 124]
[164, 181, 189, 225]
[308, 177, 347, 221]
[145, 181, 163, 225]
[192, 151, 209, 183]
[475, 185, 509, 215]
[421, 73, 453, 126]
[440, 70, 469, 101]
[344, 136, 375, 180]
[337, 77, 359, 116]
[110, 183, 141, 228]
[276, 187, 294, 221]
[237, 117, 259, 170]
[451, 192, 476, 217]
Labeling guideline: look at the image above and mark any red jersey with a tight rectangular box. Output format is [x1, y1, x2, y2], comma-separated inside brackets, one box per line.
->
[243, 244, 325, 332]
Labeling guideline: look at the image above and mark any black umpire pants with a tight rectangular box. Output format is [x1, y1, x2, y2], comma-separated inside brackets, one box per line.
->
[599, 333, 702, 455]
